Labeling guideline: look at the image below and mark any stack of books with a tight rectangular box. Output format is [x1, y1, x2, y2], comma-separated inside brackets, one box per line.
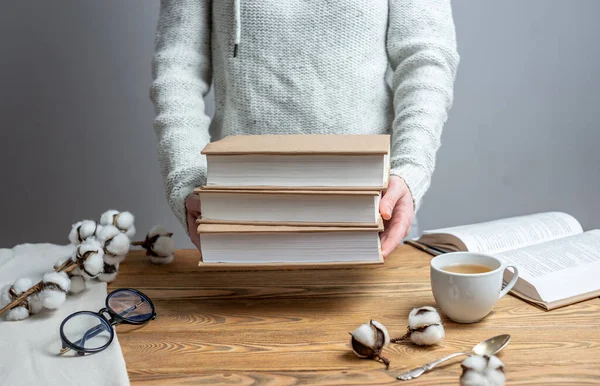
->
[194, 134, 390, 266]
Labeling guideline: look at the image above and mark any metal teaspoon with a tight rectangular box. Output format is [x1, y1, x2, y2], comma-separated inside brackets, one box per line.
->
[397, 334, 511, 381]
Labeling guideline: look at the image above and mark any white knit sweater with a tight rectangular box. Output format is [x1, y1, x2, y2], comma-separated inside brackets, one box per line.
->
[150, 0, 459, 230]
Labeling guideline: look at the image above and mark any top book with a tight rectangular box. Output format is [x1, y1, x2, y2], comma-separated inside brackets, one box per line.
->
[201, 134, 390, 155]
[201, 134, 391, 189]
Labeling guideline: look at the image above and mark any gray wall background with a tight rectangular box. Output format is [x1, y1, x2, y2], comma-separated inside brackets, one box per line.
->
[1, 0, 599, 250]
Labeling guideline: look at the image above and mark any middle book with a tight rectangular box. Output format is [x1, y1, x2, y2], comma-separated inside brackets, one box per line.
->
[195, 187, 382, 227]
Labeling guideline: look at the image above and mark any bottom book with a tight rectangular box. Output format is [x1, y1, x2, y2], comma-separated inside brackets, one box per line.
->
[196, 220, 384, 265]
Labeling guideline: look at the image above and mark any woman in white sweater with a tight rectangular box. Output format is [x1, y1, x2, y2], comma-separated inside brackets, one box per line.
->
[150, 0, 459, 257]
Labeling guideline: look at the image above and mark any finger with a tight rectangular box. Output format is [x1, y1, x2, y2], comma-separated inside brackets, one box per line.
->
[189, 231, 202, 251]
[185, 193, 202, 216]
[379, 217, 392, 245]
[381, 218, 402, 257]
[379, 181, 403, 221]
[381, 198, 413, 257]
[380, 230, 388, 247]
[395, 194, 414, 239]
[185, 193, 202, 251]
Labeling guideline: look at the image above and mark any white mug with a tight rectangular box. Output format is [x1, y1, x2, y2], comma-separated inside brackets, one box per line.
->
[430, 252, 519, 323]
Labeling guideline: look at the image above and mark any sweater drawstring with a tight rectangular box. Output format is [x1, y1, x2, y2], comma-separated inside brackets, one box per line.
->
[234, 0, 241, 57]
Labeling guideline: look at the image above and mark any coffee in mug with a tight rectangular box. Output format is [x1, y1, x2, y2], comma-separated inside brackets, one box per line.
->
[442, 264, 493, 274]
[430, 252, 519, 323]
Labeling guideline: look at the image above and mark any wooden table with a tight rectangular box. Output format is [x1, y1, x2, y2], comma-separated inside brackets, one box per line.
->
[110, 246, 600, 385]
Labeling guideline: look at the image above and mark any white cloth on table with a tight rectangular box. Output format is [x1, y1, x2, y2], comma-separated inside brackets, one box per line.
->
[0, 243, 129, 386]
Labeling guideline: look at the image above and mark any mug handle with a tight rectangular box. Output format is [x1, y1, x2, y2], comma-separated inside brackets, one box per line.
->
[499, 265, 519, 299]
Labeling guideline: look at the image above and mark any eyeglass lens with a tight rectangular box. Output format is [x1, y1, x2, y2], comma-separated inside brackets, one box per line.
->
[108, 289, 153, 323]
[62, 313, 112, 351]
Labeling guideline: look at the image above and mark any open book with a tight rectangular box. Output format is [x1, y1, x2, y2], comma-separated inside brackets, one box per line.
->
[416, 212, 600, 310]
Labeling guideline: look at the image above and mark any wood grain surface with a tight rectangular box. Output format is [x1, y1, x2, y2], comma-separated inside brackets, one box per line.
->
[110, 246, 600, 385]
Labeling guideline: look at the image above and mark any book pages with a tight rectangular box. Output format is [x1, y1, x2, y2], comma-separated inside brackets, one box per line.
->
[498, 230, 600, 303]
[422, 212, 583, 254]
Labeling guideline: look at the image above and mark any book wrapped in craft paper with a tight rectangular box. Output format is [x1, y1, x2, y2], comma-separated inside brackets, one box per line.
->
[197, 219, 384, 266]
[201, 134, 390, 189]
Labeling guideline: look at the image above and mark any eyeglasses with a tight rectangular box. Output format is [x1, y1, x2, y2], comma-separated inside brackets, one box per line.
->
[59, 288, 156, 356]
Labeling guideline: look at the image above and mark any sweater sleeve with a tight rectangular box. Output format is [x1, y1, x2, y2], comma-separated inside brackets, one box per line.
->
[150, 0, 213, 231]
[386, 0, 459, 211]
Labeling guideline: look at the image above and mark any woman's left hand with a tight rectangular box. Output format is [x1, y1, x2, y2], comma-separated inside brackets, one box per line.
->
[379, 176, 414, 258]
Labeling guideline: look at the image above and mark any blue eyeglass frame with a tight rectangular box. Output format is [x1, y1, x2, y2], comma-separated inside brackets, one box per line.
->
[59, 288, 157, 356]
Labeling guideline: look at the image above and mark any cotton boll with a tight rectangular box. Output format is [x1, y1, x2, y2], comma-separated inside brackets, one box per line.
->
[97, 225, 131, 258]
[148, 225, 172, 238]
[43, 271, 70, 292]
[100, 210, 135, 237]
[138, 226, 176, 264]
[105, 233, 130, 257]
[125, 224, 136, 239]
[0, 279, 35, 320]
[150, 254, 174, 265]
[462, 355, 490, 373]
[115, 211, 134, 229]
[68, 275, 86, 294]
[73, 238, 105, 279]
[460, 355, 506, 386]
[40, 271, 69, 309]
[460, 370, 491, 386]
[484, 356, 506, 386]
[349, 320, 391, 368]
[68, 268, 87, 292]
[1, 283, 31, 320]
[115, 212, 135, 235]
[100, 210, 120, 226]
[370, 320, 390, 346]
[12, 278, 33, 294]
[77, 237, 104, 257]
[6, 306, 30, 321]
[104, 254, 126, 265]
[28, 293, 44, 314]
[97, 224, 121, 244]
[97, 263, 119, 282]
[68, 222, 83, 244]
[149, 237, 176, 264]
[485, 369, 506, 386]
[15, 279, 43, 315]
[409, 324, 445, 346]
[408, 306, 442, 329]
[97, 271, 118, 283]
[40, 290, 66, 309]
[79, 220, 98, 240]
[82, 251, 104, 280]
[152, 236, 175, 256]
[350, 323, 376, 352]
[68, 220, 98, 245]
[486, 355, 505, 372]
[391, 306, 445, 346]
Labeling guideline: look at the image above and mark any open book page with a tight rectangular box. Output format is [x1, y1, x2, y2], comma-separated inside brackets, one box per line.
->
[421, 212, 583, 254]
[497, 230, 600, 303]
